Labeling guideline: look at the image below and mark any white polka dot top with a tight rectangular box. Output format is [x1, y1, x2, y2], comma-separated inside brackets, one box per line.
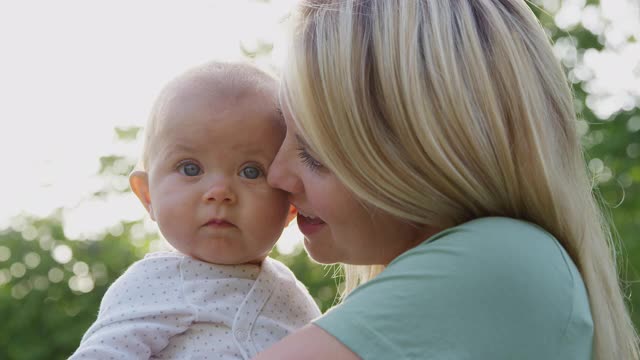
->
[68, 252, 321, 359]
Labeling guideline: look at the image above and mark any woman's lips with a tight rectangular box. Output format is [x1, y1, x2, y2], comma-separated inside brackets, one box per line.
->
[297, 213, 325, 236]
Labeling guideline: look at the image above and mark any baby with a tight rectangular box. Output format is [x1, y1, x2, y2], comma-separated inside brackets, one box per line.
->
[70, 62, 320, 359]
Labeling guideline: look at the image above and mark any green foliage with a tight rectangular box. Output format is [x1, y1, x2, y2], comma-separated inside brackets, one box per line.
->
[526, 0, 640, 325]
[240, 40, 275, 59]
[536, 2, 640, 325]
[0, 216, 154, 359]
[586, 107, 640, 325]
[114, 126, 142, 142]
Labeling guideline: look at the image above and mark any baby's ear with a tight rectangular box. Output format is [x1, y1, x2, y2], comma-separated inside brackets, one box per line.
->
[285, 205, 297, 225]
[129, 170, 155, 221]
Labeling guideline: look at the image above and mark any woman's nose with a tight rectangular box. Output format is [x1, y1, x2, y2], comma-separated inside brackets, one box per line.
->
[267, 146, 303, 194]
[203, 178, 236, 204]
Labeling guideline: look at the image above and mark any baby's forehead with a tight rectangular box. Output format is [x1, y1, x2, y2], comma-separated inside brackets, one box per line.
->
[155, 70, 279, 122]
[166, 70, 275, 105]
[142, 62, 282, 167]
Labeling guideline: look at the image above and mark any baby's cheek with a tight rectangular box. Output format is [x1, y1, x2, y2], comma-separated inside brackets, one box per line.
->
[260, 192, 291, 227]
[254, 185, 290, 210]
[152, 195, 192, 232]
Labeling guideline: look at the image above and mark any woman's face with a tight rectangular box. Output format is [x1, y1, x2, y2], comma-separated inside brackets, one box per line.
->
[267, 99, 434, 265]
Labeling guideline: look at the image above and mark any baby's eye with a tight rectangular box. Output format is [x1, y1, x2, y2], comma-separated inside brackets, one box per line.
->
[239, 165, 262, 179]
[178, 162, 202, 177]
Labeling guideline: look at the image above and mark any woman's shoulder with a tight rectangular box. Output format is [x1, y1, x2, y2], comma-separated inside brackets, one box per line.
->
[389, 216, 577, 283]
[317, 216, 593, 359]
[401, 216, 561, 257]
[381, 216, 589, 316]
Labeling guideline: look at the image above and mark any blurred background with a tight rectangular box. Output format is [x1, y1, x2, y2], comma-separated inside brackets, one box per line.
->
[0, 0, 638, 358]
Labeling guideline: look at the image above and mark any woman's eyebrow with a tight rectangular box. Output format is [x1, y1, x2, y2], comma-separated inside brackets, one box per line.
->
[274, 105, 285, 126]
[295, 134, 310, 147]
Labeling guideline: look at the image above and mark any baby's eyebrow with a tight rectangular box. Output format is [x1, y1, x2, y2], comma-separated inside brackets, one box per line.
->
[173, 143, 196, 151]
[160, 143, 196, 160]
[167, 144, 196, 154]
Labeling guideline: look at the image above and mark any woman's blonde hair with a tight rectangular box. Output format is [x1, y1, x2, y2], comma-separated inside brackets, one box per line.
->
[282, 0, 639, 358]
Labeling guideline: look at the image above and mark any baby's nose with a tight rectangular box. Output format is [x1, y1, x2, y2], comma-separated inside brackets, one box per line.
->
[203, 180, 236, 203]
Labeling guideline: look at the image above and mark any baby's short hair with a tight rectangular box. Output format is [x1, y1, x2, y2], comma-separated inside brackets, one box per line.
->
[140, 61, 278, 170]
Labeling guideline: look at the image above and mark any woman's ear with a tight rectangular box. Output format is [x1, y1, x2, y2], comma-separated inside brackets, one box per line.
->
[285, 205, 297, 225]
[129, 170, 155, 221]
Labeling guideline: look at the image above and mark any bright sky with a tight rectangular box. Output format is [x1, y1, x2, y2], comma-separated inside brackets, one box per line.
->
[0, 0, 638, 251]
[0, 0, 303, 252]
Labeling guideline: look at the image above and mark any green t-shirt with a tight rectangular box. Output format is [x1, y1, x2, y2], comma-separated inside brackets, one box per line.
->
[314, 217, 593, 359]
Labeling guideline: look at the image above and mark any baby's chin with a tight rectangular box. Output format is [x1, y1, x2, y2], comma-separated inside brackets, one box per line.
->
[189, 251, 267, 266]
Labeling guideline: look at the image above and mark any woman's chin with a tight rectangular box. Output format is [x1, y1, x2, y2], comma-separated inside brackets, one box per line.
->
[303, 236, 340, 265]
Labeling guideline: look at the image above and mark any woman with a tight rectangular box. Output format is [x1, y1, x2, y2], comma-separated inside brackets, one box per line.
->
[256, 0, 640, 359]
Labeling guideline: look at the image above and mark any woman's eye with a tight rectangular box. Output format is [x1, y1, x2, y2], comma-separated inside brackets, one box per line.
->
[178, 162, 202, 176]
[240, 166, 262, 179]
[297, 146, 324, 172]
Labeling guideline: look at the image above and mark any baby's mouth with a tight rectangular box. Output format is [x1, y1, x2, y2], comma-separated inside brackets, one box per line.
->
[203, 218, 235, 227]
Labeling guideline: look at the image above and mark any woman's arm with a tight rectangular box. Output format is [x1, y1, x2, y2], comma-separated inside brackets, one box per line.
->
[253, 324, 360, 360]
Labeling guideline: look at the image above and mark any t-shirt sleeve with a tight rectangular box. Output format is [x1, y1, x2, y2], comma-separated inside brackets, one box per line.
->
[314, 217, 593, 360]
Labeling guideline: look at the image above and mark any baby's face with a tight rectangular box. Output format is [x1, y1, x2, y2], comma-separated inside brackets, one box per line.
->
[144, 87, 291, 264]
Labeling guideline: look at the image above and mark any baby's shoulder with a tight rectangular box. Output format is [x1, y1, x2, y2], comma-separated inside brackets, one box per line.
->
[108, 251, 185, 286]
[260, 257, 308, 289]
[142, 250, 186, 262]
